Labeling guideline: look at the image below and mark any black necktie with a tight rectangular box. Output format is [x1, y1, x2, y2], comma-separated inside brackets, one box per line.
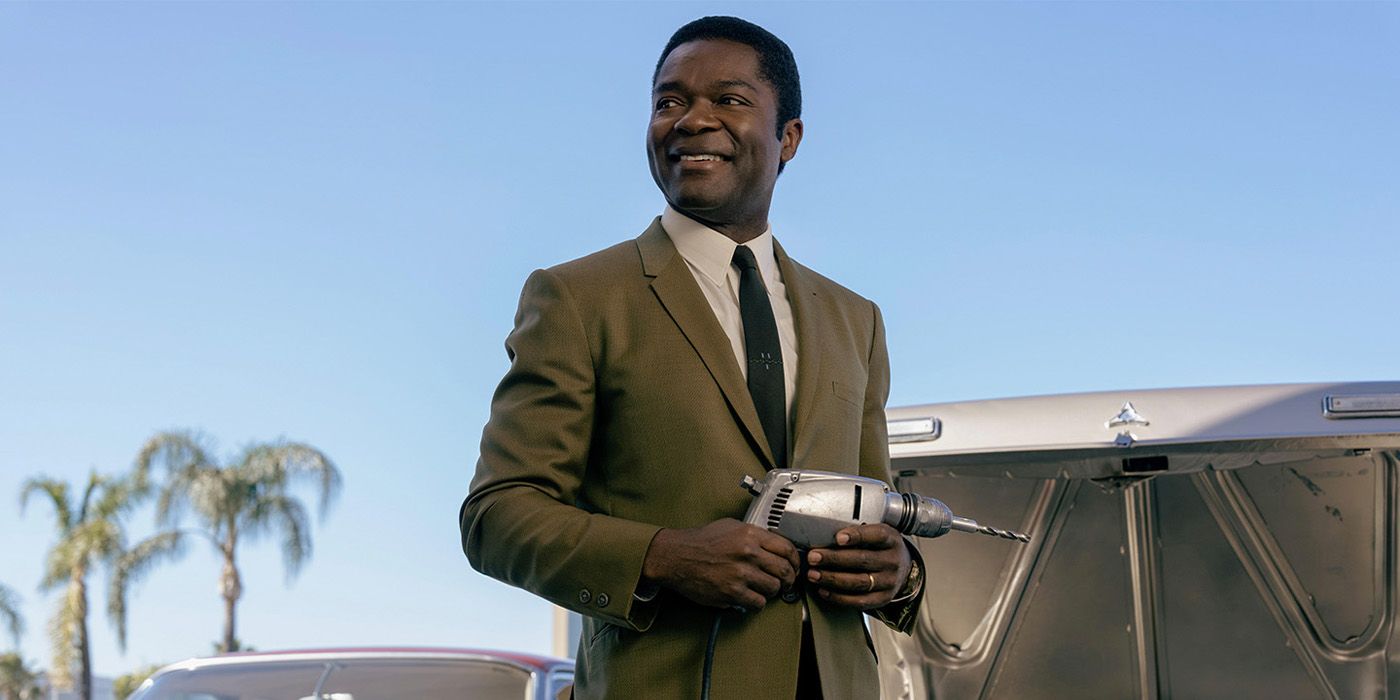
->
[732, 245, 787, 469]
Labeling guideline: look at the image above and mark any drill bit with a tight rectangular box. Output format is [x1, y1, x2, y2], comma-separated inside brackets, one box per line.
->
[977, 525, 1031, 543]
[950, 515, 1031, 543]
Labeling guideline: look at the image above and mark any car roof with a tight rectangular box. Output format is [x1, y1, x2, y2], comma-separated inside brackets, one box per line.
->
[151, 647, 573, 676]
[888, 381, 1400, 462]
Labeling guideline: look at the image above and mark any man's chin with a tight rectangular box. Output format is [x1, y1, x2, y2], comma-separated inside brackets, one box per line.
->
[666, 191, 731, 221]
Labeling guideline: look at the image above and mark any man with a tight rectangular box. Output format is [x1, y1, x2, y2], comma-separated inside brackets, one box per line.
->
[461, 16, 924, 700]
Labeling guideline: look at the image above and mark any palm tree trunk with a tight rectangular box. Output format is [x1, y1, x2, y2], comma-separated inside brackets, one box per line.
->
[76, 577, 91, 700]
[220, 551, 241, 653]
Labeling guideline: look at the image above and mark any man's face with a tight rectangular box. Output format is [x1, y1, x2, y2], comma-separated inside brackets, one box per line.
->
[648, 39, 802, 230]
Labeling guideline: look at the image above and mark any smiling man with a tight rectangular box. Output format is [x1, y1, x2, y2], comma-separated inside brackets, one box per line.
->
[461, 16, 924, 700]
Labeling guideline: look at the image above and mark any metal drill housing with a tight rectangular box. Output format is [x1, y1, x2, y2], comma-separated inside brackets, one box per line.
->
[739, 469, 1027, 548]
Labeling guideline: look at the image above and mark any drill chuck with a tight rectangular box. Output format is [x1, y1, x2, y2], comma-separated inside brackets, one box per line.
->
[885, 492, 1031, 543]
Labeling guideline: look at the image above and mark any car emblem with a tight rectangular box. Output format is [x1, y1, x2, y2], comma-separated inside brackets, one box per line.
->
[1107, 402, 1150, 429]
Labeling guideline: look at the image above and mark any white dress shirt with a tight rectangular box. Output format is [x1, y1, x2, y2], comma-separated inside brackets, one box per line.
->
[658, 209, 917, 612]
[660, 206, 799, 427]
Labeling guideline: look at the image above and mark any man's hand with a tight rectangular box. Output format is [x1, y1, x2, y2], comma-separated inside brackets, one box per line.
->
[805, 523, 912, 611]
[641, 518, 801, 611]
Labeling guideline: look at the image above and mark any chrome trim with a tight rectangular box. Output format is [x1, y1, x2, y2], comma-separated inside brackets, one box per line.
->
[1108, 402, 1151, 429]
[1325, 394, 1400, 419]
[149, 650, 566, 680]
[888, 416, 941, 443]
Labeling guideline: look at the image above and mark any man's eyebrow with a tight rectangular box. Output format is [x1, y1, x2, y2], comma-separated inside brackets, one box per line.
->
[714, 78, 759, 92]
[653, 78, 761, 95]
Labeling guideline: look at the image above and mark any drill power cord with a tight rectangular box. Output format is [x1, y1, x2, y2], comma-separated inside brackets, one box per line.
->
[700, 612, 723, 700]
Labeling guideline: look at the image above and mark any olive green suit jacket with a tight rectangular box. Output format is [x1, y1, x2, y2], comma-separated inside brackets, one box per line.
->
[460, 220, 923, 700]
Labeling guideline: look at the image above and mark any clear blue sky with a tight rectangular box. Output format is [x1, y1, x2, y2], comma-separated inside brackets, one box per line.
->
[1, 0, 1395, 679]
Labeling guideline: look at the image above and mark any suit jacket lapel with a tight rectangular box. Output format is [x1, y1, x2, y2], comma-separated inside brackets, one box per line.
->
[775, 239, 825, 468]
[636, 220, 778, 470]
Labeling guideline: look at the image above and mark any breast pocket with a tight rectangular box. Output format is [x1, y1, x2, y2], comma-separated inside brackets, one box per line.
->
[832, 380, 863, 409]
[819, 380, 866, 468]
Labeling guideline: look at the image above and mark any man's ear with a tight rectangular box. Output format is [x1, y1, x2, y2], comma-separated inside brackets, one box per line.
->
[779, 118, 804, 164]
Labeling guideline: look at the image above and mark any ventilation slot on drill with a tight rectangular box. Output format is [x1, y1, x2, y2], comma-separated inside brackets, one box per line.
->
[768, 486, 793, 528]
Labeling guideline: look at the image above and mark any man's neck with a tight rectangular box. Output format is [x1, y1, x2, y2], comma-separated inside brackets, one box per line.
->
[671, 206, 768, 244]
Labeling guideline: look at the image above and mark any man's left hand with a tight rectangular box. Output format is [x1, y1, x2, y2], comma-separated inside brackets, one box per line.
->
[805, 523, 912, 611]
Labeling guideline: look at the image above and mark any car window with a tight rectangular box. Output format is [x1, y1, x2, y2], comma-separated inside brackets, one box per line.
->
[133, 658, 532, 700]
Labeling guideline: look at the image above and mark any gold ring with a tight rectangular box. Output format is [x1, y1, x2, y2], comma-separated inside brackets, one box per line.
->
[865, 573, 876, 593]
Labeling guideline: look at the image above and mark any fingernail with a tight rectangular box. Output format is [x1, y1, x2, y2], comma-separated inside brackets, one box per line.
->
[836, 533, 850, 545]
[808, 551, 822, 565]
[818, 589, 830, 599]
[807, 570, 820, 582]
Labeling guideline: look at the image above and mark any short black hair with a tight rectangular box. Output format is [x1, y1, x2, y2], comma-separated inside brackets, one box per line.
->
[653, 16, 802, 139]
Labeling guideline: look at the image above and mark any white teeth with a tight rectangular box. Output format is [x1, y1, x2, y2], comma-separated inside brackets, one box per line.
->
[679, 154, 723, 161]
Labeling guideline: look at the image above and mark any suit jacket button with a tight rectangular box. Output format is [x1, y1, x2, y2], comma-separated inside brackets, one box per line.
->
[782, 590, 800, 603]
[578, 589, 591, 604]
[596, 593, 610, 608]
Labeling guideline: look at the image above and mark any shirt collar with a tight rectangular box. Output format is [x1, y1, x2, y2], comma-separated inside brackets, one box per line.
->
[661, 206, 778, 288]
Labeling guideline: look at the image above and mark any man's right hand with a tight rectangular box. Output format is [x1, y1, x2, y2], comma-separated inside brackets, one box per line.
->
[640, 518, 800, 610]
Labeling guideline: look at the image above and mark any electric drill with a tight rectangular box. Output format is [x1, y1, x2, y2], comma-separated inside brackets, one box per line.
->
[740, 469, 1030, 548]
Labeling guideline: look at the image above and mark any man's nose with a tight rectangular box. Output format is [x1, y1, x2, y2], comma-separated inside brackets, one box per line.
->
[674, 101, 720, 134]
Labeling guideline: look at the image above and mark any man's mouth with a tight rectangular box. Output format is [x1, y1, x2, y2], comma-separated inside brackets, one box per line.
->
[673, 153, 731, 163]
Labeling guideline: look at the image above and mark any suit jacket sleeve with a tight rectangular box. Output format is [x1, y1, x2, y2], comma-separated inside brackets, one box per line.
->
[460, 268, 662, 631]
[859, 301, 926, 634]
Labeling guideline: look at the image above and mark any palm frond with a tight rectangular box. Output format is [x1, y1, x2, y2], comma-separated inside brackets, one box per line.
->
[242, 441, 343, 521]
[140, 430, 217, 527]
[107, 531, 185, 650]
[91, 472, 148, 523]
[155, 469, 196, 529]
[134, 430, 214, 487]
[244, 494, 312, 582]
[87, 518, 128, 566]
[19, 478, 72, 533]
[175, 470, 234, 533]
[76, 471, 104, 527]
[183, 527, 225, 552]
[0, 583, 23, 649]
[39, 538, 78, 592]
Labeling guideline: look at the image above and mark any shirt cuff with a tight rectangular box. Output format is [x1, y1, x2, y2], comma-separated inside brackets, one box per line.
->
[633, 579, 660, 603]
[888, 547, 923, 604]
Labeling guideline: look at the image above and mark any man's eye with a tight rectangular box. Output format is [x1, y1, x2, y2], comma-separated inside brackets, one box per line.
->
[719, 96, 748, 106]
[655, 97, 681, 110]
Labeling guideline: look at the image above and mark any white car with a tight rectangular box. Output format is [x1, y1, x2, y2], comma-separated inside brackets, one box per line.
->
[872, 381, 1400, 700]
[130, 647, 574, 700]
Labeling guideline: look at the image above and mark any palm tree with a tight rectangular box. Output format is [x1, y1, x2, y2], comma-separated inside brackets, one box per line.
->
[20, 472, 184, 700]
[135, 431, 341, 654]
[0, 652, 42, 700]
[0, 583, 22, 650]
[112, 662, 162, 700]
[0, 584, 39, 700]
